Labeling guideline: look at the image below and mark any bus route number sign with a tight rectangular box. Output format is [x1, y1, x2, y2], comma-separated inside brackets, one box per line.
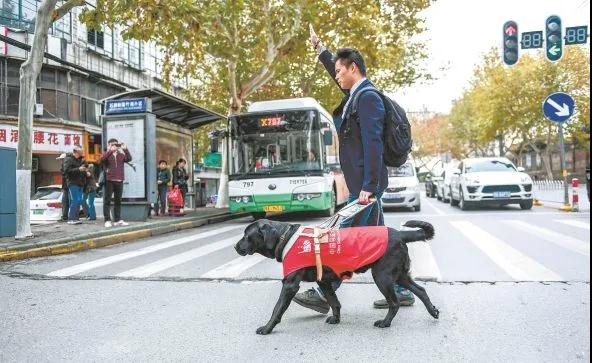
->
[260, 116, 284, 127]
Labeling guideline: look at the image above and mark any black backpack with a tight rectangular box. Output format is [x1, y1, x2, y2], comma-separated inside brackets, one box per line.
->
[351, 87, 412, 168]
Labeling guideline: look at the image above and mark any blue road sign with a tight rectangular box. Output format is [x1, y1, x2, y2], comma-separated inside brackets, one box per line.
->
[105, 98, 151, 115]
[543, 92, 575, 123]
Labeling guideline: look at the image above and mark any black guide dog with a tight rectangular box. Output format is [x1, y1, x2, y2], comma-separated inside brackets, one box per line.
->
[235, 219, 440, 335]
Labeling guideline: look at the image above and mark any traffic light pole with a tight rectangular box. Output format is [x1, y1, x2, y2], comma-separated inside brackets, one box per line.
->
[558, 123, 570, 208]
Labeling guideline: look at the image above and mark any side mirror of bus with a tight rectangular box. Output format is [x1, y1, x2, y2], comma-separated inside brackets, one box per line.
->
[323, 130, 333, 146]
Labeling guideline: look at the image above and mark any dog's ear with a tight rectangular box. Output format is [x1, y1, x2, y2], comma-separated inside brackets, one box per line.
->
[259, 221, 278, 251]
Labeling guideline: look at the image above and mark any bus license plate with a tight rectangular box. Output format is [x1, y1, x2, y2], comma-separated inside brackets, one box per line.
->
[493, 191, 511, 199]
[264, 205, 284, 212]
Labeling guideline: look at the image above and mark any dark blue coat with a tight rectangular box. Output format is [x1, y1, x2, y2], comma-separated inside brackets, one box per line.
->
[319, 49, 388, 196]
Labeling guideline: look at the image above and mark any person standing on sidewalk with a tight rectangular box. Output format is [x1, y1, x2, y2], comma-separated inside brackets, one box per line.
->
[155, 160, 171, 216]
[100, 138, 132, 228]
[291, 26, 416, 314]
[63, 147, 87, 225]
[84, 163, 98, 221]
[172, 158, 189, 213]
[57, 152, 71, 222]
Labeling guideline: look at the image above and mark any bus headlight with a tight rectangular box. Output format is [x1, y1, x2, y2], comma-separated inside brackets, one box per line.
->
[293, 193, 322, 201]
[232, 196, 252, 203]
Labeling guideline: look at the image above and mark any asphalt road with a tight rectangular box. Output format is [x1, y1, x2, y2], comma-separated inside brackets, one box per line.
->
[1, 195, 590, 362]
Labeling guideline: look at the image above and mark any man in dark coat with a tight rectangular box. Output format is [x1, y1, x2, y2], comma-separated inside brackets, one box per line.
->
[292, 26, 415, 313]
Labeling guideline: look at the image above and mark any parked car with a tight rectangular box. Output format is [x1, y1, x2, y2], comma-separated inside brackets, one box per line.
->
[30, 185, 103, 223]
[449, 157, 534, 211]
[381, 161, 421, 212]
[436, 163, 457, 203]
[424, 172, 443, 198]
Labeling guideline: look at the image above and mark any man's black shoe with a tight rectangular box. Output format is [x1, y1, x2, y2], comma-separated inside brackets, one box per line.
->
[293, 288, 330, 314]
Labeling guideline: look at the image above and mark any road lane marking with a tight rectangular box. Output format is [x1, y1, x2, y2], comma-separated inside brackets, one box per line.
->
[47, 226, 242, 277]
[505, 220, 590, 256]
[408, 242, 442, 281]
[116, 235, 242, 278]
[422, 196, 447, 216]
[450, 221, 563, 281]
[201, 254, 268, 279]
[554, 219, 590, 230]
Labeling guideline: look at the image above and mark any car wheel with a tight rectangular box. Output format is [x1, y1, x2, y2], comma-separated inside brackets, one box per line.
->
[413, 204, 421, 212]
[450, 190, 459, 207]
[459, 190, 470, 211]
[520, 200, 534, 210]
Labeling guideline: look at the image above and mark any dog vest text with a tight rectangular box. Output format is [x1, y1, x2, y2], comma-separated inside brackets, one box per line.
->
[282, 226, 389, 279]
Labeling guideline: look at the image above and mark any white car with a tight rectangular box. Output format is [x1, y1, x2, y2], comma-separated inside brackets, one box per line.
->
[30, 185, 104, 223]
[436, 163, 458, 203]
[381, 162, 421, 212]
[449, 157, 534, 211]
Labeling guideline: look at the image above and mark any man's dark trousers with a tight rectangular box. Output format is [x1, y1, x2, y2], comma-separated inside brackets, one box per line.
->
[104, 181, 123, 222]
[61, 187, 69, 220]
[156, 184, 168, 215]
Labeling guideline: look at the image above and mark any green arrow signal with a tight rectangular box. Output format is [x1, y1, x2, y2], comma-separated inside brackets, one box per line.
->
[549, 45, 560, 56]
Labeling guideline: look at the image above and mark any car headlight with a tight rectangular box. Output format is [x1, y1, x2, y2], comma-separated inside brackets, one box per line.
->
[293, 193, 322, 201]
[520, 176, 532, 183]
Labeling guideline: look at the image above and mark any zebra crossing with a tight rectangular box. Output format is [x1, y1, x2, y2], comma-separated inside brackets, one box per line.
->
[7, 215, 590, 283]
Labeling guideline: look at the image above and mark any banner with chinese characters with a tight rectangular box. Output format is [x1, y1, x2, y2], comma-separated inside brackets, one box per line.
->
[0, 124, 83, 153]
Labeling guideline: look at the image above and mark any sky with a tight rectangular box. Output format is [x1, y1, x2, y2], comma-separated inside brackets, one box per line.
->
[391, 0, 591, 114]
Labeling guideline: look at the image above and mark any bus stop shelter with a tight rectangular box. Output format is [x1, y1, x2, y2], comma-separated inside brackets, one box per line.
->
[101, 88, 225, 221]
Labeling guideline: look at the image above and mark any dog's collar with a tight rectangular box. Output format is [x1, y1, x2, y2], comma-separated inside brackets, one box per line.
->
[274, 224, 301, 262]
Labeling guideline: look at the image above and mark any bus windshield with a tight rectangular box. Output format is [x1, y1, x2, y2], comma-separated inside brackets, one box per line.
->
[230, 110, 322, 176]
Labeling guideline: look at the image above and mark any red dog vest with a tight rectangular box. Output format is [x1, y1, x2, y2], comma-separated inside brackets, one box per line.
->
[282, 226, 389, 279]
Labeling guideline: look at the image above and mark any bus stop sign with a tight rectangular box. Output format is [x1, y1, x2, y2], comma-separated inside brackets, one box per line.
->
[543, 92, 575, 123]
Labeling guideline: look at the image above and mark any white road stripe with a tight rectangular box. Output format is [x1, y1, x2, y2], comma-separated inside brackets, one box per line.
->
[422, 195, 447, 216]
[505, 220, 590, 256]
[201, 255, 268, 279]
[450, 221, 562, 281]
[117, 235, 241, 278]
[408, 242, 442, 281]
[554, 219, 591, 230]
[47, 226, 242, 277]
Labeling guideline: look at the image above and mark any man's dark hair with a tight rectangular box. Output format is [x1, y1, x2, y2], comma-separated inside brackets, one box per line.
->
[108, 138, 118, 144]
[335, 47, 367, 76]
[159, 160, 168, 165]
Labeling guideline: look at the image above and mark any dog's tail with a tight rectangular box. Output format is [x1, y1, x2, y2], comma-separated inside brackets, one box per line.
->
[400, 220, 435, 244]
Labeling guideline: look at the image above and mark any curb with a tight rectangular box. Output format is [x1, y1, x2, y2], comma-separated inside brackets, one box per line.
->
[0, 212, 249, 262]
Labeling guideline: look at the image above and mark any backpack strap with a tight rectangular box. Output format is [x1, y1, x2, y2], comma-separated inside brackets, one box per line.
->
[351, 86, 384, 115]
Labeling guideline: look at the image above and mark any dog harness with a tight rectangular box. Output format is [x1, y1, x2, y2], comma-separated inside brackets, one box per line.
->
[281, 226, 388, 280]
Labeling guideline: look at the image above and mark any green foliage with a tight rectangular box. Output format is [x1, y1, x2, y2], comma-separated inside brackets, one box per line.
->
[446, 45, 590, 158]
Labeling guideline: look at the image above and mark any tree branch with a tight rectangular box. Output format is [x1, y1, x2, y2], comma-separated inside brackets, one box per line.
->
[53, 0, 85, 22]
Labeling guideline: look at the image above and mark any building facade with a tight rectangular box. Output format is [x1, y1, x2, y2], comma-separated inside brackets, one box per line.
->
[0, 1, 187, 193]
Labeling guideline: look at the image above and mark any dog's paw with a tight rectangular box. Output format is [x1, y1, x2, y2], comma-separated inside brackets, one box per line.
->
[374, 319, 392, 328]
[430, 306, 440, 319]
[256, 326, 273, 335]
[325, 316, 340, 325]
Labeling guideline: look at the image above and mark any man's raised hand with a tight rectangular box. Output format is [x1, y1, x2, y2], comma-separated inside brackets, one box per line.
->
[309, 24, 319, 48]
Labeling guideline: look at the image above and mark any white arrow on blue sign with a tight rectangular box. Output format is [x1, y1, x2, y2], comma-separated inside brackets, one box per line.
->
[543, 92, 575, 122]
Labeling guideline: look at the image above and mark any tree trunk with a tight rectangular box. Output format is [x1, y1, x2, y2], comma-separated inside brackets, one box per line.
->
[215, 96, 242, 209]
[15, 0, 59, 239]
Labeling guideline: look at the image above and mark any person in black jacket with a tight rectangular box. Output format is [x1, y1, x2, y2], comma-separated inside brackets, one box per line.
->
[63, 147, 89, 224]
[155, 160, 171, 216]
[57, 152, 71, 222]
[172, 158, 189, 213]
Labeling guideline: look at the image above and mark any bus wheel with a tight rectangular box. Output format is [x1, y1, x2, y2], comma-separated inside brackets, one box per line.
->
[322, 189, 337, 217]
[251, 212, 266, 220]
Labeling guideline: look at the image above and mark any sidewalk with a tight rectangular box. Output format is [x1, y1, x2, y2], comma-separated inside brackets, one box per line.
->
[0, 208, 248, 262]
[534, 186, 590, 212]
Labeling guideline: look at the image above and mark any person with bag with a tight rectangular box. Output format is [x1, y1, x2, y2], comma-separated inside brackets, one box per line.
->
[63, 147, 87, 225]
[154, 160, 171, 216]
[291, 26, 416, 314]
[172, 158, 189, 213]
